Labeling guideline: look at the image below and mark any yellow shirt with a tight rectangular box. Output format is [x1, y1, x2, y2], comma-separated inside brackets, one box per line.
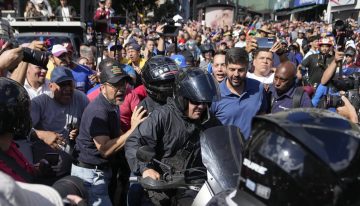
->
[127, 58, 146, 70]
[45, 61, 55, 80]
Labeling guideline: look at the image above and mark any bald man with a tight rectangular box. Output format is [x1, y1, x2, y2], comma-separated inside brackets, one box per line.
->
[269, 61, 312, 113]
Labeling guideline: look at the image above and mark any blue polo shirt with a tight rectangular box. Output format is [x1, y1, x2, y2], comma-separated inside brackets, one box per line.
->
[75, 93, 121, 165]
[211, 78, 267, 139]
[72, 65, 93, 93]
[270, 85, 312, 113]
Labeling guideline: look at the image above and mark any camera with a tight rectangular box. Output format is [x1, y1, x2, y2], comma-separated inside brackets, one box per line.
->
[324, 75, 360, 114]
[22, 47, 51, 69]
[333, 19, 353, 51]
[0, 39, 50, 69]
[161, 18, 180, 37]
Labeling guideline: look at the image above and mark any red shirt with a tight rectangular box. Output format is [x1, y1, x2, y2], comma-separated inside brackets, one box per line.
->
[0, 141, 35, 182]
[87, 86, 140, 132]
[93, 8, 110, 20]
[133, 85, 147, 101]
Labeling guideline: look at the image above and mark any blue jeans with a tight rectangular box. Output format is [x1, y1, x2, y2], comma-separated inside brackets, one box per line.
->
[71, 164, 112, 206]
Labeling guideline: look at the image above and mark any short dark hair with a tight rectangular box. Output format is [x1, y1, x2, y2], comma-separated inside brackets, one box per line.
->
[225, 48, 249, 66]
[308, 35, 319, 43]
[253, 48, 272, 59]
[214, 50, 227, 57]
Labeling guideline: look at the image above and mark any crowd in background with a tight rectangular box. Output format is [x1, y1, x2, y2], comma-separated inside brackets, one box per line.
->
[0, 0, 360, 205]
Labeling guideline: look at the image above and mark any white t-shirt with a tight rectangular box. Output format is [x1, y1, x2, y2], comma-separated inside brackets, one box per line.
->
[247, 72, 274, 85]
[235, 40, 246, 48]
[61, 7, 70, 21]
[24, 79, 51, 100]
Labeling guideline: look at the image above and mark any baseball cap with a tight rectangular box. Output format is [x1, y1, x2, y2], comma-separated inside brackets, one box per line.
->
[107, 41, 123, 52]
[0, 171, 63, 206]
[99, 59, 131, 84]
[178, 38, 186, 45]
[345, 47, 356, 57]
[50, 66, 74, 83]
[127, 43, 141, 51]
[51, 44, 67, 57]
[99, 0, 105, 2]
[170, 54, 187, 69]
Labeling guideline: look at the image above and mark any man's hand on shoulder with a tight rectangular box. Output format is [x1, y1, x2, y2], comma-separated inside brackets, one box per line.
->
[130, 106, 147, 130]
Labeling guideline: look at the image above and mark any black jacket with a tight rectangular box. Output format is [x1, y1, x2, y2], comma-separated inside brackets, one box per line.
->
[138, 96, 163, 115]
[125, 97, 220, 173]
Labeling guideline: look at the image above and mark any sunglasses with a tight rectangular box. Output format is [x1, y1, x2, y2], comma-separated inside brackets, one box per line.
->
[189, 99, 209, 106]
[57, 80, 73, 87]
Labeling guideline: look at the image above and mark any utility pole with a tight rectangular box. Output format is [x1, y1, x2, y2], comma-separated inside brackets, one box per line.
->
[235, 0, 239, 23]
[192, 0, 197, 20]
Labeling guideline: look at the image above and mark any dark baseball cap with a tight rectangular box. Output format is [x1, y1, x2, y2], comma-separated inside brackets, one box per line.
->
[99, 59, 131, 84]
[127, 43, 141, 51]
[50, 66, 74, 83]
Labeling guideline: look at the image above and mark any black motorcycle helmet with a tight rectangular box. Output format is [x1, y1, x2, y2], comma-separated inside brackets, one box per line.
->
[237, 108, 360, 206]
[0, 77, 32, 137]
[141, 56, 180, 103]
[174, 68, 220, 113]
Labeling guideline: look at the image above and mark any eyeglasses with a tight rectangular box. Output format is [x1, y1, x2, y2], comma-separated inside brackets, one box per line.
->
[105, 82, 126, 90]
[57, 80, 73, 88]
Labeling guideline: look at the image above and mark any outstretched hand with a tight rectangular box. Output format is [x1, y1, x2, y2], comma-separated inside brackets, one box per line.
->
[130, 106, 147, 129]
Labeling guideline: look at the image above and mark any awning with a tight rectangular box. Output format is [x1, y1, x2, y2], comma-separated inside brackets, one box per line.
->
[275, 10, 292, 16]
[291, 5, 318, 14]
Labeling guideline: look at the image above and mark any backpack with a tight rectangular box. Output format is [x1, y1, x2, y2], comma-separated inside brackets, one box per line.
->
[270, 87, 305, 111]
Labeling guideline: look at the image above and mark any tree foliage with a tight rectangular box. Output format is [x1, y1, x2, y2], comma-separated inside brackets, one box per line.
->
[152, 1, 178, 22]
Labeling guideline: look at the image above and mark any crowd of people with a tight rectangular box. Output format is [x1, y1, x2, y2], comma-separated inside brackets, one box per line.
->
[23, 0, 116, 21]
[1, 1, 360, 206]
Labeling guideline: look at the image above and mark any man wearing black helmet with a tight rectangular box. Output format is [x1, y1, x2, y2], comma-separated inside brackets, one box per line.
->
[139, 55, 180, 113]
[125, 68, 221, 205]
[0, 77, 62, 183]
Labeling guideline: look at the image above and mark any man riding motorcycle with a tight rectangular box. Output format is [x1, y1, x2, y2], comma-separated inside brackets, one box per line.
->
[125, 68, 221, 205]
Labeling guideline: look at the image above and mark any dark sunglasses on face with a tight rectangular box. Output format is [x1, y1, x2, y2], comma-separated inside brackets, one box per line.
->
[57, 80, 73, 87]
[189, 99, 210, 106]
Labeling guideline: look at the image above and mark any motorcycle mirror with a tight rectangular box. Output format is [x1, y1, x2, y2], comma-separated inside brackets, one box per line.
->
[136, 146, 156, 163]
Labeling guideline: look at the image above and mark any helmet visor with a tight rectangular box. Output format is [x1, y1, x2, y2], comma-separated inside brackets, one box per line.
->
[178, 71, 221, 103]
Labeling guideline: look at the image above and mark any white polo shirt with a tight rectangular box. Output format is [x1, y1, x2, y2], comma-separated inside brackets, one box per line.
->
[24, 78, 52, 100]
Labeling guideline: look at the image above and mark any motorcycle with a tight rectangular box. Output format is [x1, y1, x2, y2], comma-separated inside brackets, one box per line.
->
[135, 125, 244, 206]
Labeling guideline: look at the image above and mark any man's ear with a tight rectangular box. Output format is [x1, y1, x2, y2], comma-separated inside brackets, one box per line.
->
[100, 84, 105, 91]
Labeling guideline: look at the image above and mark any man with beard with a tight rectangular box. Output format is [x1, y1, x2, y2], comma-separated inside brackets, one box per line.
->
[24, 63, 51, 99]
[126, 68, 221, 205]
[211, 50, 227, 83]
[72, 58, 147, 206]
[30, 67, 89, 183]
[269, 61, 312, 113]
[299, 38, 334, 87]
[210, 48, 267, 139]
